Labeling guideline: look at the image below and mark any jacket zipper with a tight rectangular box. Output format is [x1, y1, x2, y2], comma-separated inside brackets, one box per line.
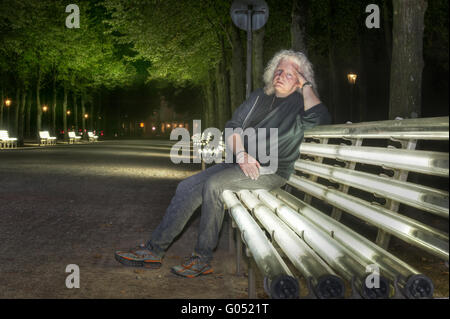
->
[242, 95, 260, 130]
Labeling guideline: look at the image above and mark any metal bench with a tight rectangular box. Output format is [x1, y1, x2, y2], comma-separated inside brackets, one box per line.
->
[87, 131, 98, 142]
[39, 131, 57, 146]
[0, 130, 18, 149]
[222, 116, 449, 299]
[68, 131, 82, 144]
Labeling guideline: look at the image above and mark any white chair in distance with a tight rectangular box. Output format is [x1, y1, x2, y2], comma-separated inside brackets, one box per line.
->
[88, 131, 99, 142]
[68, 131, 82, 144]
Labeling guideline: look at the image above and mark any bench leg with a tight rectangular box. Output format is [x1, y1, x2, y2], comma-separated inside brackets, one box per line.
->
[375, 230, 392, 250]
[236, 229, 243, 276]
[228, 215, 235, 254]
[248, 256, 257, 298]
[201, 160, 206, 171]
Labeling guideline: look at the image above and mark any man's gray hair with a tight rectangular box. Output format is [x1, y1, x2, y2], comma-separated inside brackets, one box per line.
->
[263, 49, 317, 96]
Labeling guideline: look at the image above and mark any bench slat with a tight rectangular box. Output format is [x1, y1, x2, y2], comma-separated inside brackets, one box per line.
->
[304, 116, 449, 140]
[287, 175, 449, 260]
[300, 143, 449, 177]
[221, 190, 298, 298]
[239, 190, 344, 297]
[266, 188, 435, 298]
[295, 159, 449, 218]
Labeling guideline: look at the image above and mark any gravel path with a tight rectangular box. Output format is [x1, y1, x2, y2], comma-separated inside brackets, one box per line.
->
[0, 140, 249, 298]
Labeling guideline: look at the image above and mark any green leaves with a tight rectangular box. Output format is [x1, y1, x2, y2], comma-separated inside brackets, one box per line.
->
[103, 0, 222, 85]
[0, 0, 136, 94]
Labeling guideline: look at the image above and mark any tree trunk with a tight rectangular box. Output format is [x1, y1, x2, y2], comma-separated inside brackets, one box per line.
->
[252, 26, 265, 90]
[389, 0, 427, 119]
[219, 35, 231, 126]
[383, 0, 393, 64]
[81, 93, 86, 136]
[0, 87, 4, 128]
[18, 89, 26, 146]
[230, 24, 245, 114]
[222, 65, 231, 124]
[14, 87, 20, 137]
[215, 61, 225, 130]
[356, 15, 368, 123]
[52, 72, 57, 135]
[63, 84, 68, 140]
[291, 0, 308, 53]
[73, 92, 78, 131]
[36, 66, 42, 138]
[328, 40, 340, 123]
[201, 85, 209, 128]
[97, 90, 104, 132]
[206, 70, 216, 128]
[26, 90, 32, 137]
[327, 0, 339, 123]
[89, 95, 94, 131]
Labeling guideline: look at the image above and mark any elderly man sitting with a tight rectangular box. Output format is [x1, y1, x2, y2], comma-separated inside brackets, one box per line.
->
[115, 49, 331, 278]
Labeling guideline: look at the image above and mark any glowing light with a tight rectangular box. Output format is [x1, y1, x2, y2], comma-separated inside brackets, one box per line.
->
[42, 105, 48, 112]
[4, 99, 11, 106]
[66, 110, 71, 115]
[140, 122, 145, 128]
[347, 73, 357, 84]
[84, 114, 89, 119]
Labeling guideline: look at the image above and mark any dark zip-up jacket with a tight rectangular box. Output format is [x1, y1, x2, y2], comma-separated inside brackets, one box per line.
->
[224, 88, 332, 179]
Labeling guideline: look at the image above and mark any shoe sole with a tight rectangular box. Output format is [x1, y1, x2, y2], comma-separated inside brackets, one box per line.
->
[115, 253, 162, 269]
[170, 267, 213, 278]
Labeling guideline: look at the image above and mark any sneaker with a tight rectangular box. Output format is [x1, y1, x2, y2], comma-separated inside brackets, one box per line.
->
[115, 244, 162, 269]
[171, 254, 213, 278]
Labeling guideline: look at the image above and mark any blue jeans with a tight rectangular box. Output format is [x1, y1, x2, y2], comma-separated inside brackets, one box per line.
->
[146, 163, 287, 263]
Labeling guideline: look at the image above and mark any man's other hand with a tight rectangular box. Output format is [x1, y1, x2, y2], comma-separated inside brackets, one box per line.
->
[237, 152, 260, 180]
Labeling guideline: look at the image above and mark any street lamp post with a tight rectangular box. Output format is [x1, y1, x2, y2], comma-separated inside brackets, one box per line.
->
[42, 105, 48, 131]
[83, 113, 89, 138]
[231, 0, 269, 99]
[5, 98, 12, 131]
[347, 73, 357, 122]
[66, 110, 71, 132]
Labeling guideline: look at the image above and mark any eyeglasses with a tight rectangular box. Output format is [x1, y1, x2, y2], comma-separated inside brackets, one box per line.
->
[274, 69, 295, 81]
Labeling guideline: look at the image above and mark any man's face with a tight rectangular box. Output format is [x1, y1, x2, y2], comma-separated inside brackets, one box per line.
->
[272, 59, 300, 97]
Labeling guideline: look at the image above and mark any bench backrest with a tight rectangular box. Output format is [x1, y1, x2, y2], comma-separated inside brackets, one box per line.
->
[88, 132, 95, 137]
[39, 131, 49, 138]
[291, 116, 449, 260]
[0, 130, 10, 139]
[68, 131, 76, 138]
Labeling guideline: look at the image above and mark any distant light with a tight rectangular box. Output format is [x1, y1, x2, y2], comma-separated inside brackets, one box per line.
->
[140, 122, 145, 128]
[347, 73, 357, 84]
[42, 105, 48, 112]
[5, 98, 11, 107]
[84, 114, 89, 119]
[167, 124, 171, 128]
[67, 110, 71, 115]
[179, 124, 183, 128]
[152, 126, 156, 131]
